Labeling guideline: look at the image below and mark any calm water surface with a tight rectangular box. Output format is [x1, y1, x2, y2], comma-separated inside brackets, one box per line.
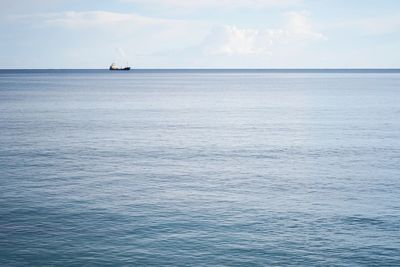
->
[1, 70, 400, 266]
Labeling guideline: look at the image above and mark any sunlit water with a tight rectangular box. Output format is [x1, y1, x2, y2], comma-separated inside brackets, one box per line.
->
[1, 70, 400, 266]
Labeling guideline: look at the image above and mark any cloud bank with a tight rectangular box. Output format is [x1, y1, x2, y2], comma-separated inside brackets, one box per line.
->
[11, 9, 324, 67]
[203, 12, 324, 56]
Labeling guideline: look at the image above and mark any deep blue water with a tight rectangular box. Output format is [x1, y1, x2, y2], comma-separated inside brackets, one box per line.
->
[1, 70, 400, 266]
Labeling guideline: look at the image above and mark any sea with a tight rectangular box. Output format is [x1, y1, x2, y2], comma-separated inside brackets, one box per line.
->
[1, 69, 400, 266]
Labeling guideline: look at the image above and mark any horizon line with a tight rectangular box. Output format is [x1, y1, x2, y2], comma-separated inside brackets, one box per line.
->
[1, 68, 400, 71]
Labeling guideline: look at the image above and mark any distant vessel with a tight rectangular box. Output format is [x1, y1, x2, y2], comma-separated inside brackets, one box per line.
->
[109, 63, 131, 71]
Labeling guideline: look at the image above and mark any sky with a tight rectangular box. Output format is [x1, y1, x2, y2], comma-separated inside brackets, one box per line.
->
[0, 0, 400, 69]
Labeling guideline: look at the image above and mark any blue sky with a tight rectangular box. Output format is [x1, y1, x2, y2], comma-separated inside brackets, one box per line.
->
[1, 0, 400, 68]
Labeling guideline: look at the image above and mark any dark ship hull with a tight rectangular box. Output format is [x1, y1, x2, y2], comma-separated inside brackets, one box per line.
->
[109, 67, 131, 71]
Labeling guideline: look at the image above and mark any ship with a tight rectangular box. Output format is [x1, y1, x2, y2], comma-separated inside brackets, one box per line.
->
[109, 63, 131, 71]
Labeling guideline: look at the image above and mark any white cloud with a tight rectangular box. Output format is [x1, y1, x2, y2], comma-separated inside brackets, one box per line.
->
[121, 0, 302, 9]
[284, 11, 324, 40]
[15, 11, 189, 29]
[203, 11, 324, 56]
[209, 26, 266, 55]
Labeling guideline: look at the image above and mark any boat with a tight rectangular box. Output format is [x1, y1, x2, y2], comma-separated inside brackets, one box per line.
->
[109, 63, 131, 71]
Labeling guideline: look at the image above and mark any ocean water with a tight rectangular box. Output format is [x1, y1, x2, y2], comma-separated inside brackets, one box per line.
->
[1, 70, 400, 266]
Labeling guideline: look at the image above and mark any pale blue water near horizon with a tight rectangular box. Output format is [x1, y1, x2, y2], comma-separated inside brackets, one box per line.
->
[1, 70, 400, 266]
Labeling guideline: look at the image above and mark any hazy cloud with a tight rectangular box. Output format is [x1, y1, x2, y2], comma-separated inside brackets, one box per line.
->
[15, 11, 191, 29]
[13, 10, 210, 45]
